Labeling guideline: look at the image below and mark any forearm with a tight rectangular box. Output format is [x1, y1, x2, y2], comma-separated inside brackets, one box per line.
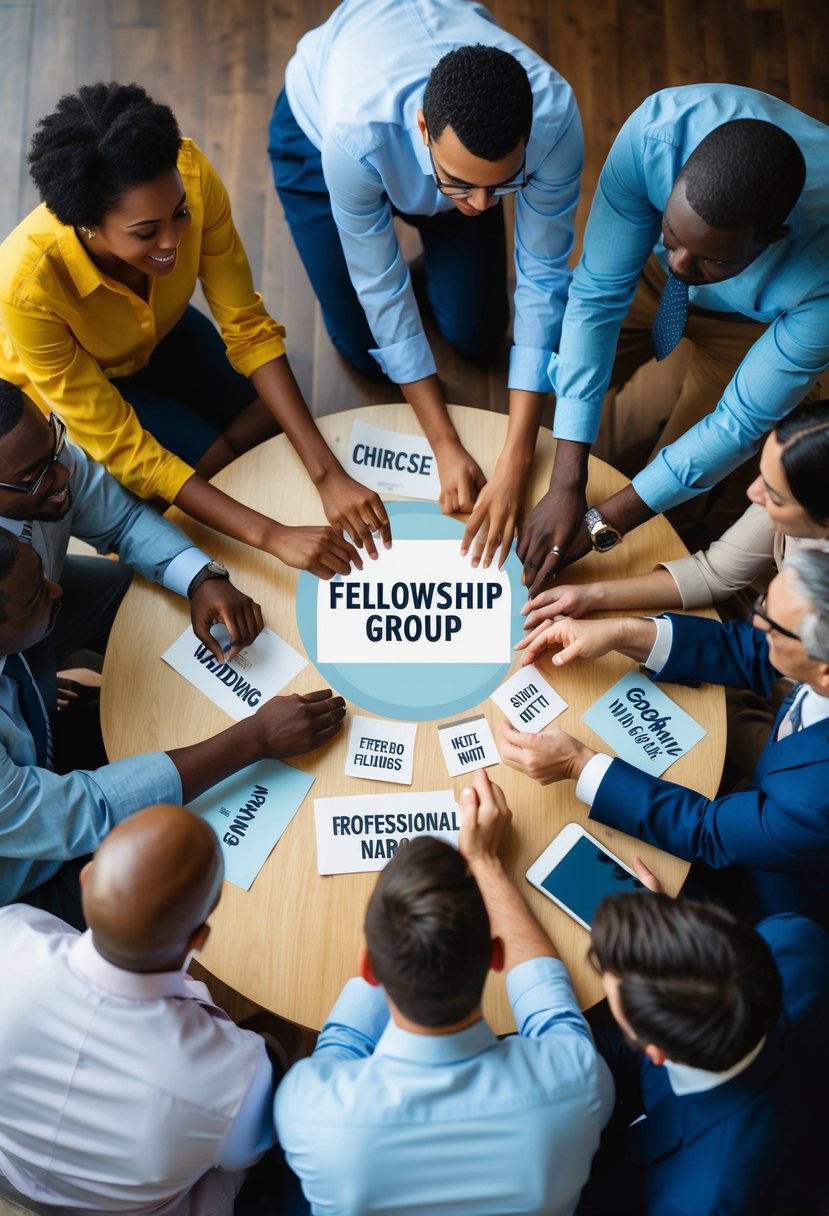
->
[583, 568, 683, 614]
[500, 388, 546, 476]
[549, 437, 590, 496]
[467, 854, 557, 970]
[167, 717, 261, 802]
[401, 374, 455, 446]
[174, 473, 283, 553]
[250, 354, 344, 485]
[597, 483, 655, 535]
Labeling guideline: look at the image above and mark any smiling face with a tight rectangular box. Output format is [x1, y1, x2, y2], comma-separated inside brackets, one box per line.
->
[80, 167, 191, 278]
[0, 400, 72, 522]
[660, 178, 770, 286]
[417, 110, 525, 216]
[747, 432, 829, 539]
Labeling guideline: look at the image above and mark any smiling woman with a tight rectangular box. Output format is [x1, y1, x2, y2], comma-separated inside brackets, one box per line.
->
[0, 81, 389, 579]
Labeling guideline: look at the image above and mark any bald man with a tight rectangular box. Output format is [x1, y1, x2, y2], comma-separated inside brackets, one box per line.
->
[0, 804, 291, 1215]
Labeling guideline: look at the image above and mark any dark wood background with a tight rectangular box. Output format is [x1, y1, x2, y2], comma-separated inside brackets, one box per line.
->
[2, 0, 827, 422]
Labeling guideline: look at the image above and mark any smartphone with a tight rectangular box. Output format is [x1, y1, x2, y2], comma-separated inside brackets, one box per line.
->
[526, 823, 646, 930]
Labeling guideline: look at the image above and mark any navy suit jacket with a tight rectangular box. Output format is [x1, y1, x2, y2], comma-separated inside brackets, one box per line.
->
[589, 915, 829, 1216]
[590, 613, 829, 926]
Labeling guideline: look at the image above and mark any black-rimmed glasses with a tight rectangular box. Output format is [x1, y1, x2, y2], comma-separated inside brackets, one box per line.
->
[748, 593, 801, 642]
[0, 413, 67, 495]
[427, 142, 528, 199]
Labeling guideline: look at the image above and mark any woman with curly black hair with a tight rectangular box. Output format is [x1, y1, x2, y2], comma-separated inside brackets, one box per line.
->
[0, 81, 389, 576]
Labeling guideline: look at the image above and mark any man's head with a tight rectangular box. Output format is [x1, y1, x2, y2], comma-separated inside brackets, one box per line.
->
[0, 381, 72, 521]
[590, 892, 782, 1071]
[81, 803, 224, 973]
[752, 548, 829, 691]
[662, 119, 805, 285]
[418, 45, 532, 216]
[0, 528, 62, 654]
[362, 836, 495, 1028]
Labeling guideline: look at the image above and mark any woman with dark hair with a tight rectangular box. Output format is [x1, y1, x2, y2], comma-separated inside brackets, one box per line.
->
[0, 81, 389, 577]
[521, 398, 829, 626]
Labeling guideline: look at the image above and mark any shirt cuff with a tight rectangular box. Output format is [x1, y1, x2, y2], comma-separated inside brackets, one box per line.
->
[547, 381, 603, 445]
[644, 615, 673, 673]
[507, 955, 586, 1038]
[632, 452, 714, 514]
[161, 547, 213, 598]
[575, 753, 614, 807]
[369, 333, 436, 384]
[508, 346, 555, 395]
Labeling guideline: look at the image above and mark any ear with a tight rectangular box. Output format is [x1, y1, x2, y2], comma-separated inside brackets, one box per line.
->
[811, 661, 829, 696]
[489, 936, 505, 974]
[188, 923, 210, 954]
[644, 1043, 668, 1067]
[764, 224, 790, 246]
[358, 944, 380, 987]
[415, 108, 428, 145]
[79, 860, 92, 887]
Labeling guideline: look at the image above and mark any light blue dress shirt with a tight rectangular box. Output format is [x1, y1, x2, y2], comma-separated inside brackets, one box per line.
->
[285, 0, 583, 391]
[549, 84, 829, 512]
[274, 957, 614, 1215]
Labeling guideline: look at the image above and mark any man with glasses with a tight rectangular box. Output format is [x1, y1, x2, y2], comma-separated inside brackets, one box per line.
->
[500, 545, 829, 929]
[270, 0, 582, 520]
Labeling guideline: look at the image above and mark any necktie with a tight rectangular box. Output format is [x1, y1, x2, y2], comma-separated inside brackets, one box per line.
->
[652, 273, 689, 361]
[777, 683, 805, 740]
[4, 652, 53, 768]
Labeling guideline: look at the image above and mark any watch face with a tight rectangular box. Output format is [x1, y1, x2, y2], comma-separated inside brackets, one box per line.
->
[594, 527, 621, 552]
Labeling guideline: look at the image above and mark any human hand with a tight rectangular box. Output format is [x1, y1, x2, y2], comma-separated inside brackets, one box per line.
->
[189, 578, 264, 662]
[517, 615, 632, 668]
[56, 668, 101, 711]
[521, 581, 603, 630]
[459, 454, 526, 570]
[253, 688, 346, 758]
[268, 523, 362, 579]
[499, 721, 595, 785]
[458, 769, 513, 864]
[632, 856, 662, 893]
[432, 436, 486, 516]
[517, 482, 590, 596]
[316, 469, 392, 559]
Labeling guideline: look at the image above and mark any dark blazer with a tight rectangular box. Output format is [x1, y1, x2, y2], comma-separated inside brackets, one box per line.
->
[581, 915, 829, 1216]
[590, 613, 829, 926]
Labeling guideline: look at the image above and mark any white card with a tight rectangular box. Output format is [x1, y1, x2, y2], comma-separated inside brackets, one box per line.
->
[315, 790, 459, 874]
[345, 419, 441, 500]
[437, 713, 500, 777]
[490, 665, 568, 733]
[162, 626, 307, 721]
[317, 540, 510, 665]
[345, 715, 417, 785]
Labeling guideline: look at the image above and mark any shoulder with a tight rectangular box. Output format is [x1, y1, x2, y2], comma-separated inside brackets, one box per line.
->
[0, 204, 67, 309]
[759, 914, 829, 1012]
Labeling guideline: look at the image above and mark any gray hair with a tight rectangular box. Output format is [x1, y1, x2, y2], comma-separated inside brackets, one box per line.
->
[781, 545, 829, 662]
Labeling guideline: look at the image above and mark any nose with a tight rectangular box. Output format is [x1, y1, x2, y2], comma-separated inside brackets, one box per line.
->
[47, 579, 62, 603]
[157, 226, 181, 250]
[746, 474, 765, 506]
[668, 246, 698, 280]
[464, 187, 498, 213]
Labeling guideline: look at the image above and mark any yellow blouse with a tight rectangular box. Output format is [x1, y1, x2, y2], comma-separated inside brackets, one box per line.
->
[0, 139, 286, 501]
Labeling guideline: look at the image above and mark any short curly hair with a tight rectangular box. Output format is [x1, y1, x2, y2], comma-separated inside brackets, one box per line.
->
[679, 118, 805, 243]
[422, 44, 532, 160]
[28, 81, 181, 228]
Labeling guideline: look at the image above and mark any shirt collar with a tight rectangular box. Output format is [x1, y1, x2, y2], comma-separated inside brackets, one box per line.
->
[664, 1035, 767, 1096]
[68, 929, 196, 1001]
[54, 221, 110, 299]
[374, 1016, 497, 1064]
[799, 686, 829, 730]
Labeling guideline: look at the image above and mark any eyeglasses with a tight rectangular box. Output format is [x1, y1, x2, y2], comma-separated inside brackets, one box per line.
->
[427, 141, 528, 199]
[749, 593, 801, 642]
[0, 413, 67, 495]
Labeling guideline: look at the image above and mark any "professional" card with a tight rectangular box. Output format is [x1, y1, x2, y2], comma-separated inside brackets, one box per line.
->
[490, 665, 568, 733]
[437, 713, 500, 777]
[315, 789, 459, 874]
[581, 670, 707, 777]
[345, 715, 417, 785]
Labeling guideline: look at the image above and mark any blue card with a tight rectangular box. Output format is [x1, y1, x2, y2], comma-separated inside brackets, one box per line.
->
[187, 760, 314, 890]
[581, 671, 706, 777]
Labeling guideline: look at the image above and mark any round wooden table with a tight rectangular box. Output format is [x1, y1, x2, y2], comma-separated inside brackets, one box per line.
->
[102, 403, 725, 1032]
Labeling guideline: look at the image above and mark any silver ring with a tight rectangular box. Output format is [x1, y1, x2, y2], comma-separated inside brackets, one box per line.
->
[549, 545, 562, 556]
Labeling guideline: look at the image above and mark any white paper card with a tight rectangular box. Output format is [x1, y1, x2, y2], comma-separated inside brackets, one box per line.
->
[581, 671, 707, 777]
[345, 419, 440, 500]
[437, 713, 500, 777]
[162, 626, 307, 720]
[490, 665, 568, 733]
[345, 715, 417, 785]
[315, 789, 459, 874]
[317, 540, 510, 665]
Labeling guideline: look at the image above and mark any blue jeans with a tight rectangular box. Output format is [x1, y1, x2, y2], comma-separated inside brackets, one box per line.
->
[268, 89, 509, 380]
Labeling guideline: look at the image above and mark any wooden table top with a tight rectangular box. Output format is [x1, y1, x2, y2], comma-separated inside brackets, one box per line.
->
[102, 403, 725, 1033]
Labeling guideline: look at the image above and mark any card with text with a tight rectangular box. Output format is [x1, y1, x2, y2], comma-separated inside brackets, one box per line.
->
[581, 671, 707, 777]
[490, 665, 568, 733]
[315, 789, 459, 874]
[162, 626, 306, 721]
[436, 713, 500, 777]
[345, 715, 417, 785]
[345, 419, 441, 500]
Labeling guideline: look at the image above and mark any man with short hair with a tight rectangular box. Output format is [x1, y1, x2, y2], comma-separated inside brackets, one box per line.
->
[275, 770, 613, 1215]
[0, 803, 292, 1214]
[496, 86, 829, 589]
[579, 894, 829, 1215]
[271, 0, 583, 520]
[0, 525, 345, 922]
[502, 546, 829, 928]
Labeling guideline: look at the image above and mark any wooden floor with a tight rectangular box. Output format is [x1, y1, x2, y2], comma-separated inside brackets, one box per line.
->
[1, 0, 827, 428]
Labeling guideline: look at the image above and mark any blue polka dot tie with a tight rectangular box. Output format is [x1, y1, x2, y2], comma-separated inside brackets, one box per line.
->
[651, 273, 689, 361]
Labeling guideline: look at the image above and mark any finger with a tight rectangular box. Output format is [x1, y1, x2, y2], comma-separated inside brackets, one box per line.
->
[459, 784, 479, 826]
[460, 503, 485, 557]
[481, 518, 507, 570]
[496, 513, 518, 570]
[194, 620, 227, 663]
[360, 526, 379, 561]
[439, 484, 459, 516]
[299, 688, 338, 705]
[454, 469, 477, 515]
[321, 545, 358, 578]
[632, 856, 662, 893]
[469, 524, 491, 569]
[528, 551, 562, 599]
[550, 637, 584, 667]
[252, 599, 265, 635]
[521, 586, 559, 618]
[361, 498, 392, 550]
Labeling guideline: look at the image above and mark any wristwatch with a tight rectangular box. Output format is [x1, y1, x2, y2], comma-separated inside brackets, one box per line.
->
[187, 560, 230, 598]
[584, 507, 623, 553]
